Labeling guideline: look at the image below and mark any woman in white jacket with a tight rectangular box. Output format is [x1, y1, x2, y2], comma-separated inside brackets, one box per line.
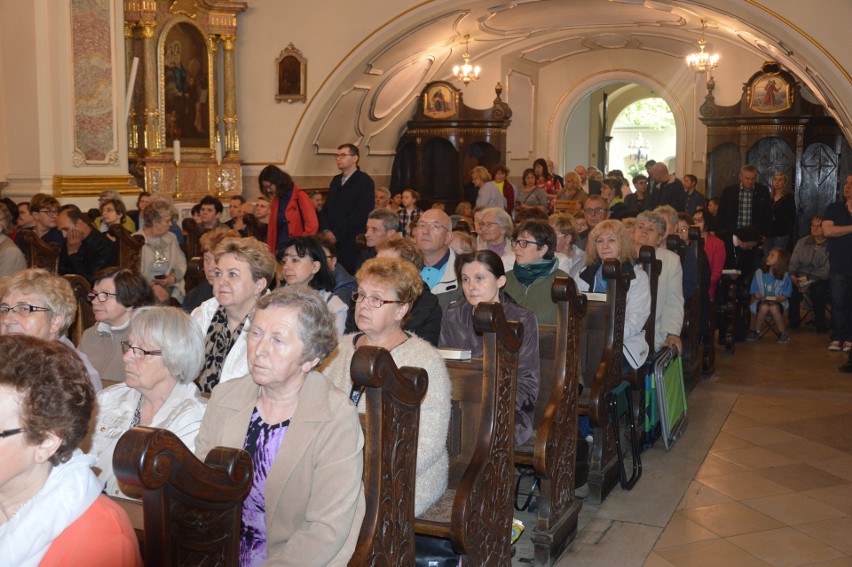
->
[192, 237, 276, 392]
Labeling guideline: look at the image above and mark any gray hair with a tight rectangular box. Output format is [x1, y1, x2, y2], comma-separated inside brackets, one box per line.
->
[255, 286, 338, 364]
[0, 203, 11, 236]
[129, 306, 204, 383]
[482, 207, 513, 238]
[99, 189, 123, 202]
[368, 208, 399, 232]
[0, 268, 76, 334]
[636, 210, 667, 237]
[375, 187, 391, 200]
[142, 200, 172, 228]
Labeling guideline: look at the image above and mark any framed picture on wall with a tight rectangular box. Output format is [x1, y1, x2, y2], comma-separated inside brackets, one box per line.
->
[276, 43, 307, 103]
[749, 73, 792, 113]
[423, 83, 458, 119]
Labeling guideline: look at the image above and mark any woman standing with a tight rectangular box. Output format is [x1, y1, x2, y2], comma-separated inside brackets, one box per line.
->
[533, 158, 562, 208]
[471, 166, 506, 210]
[492, 164, 515, 216]
[439, 250, 539, 446]
[258, 165, 319, 259]
[195, 287, 365, 565]
[192, 237, 276, 392]
[79, 268, 155, 384]
[766, 172, 796, 251]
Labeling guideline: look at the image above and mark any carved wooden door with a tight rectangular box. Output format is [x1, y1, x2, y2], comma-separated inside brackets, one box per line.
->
[421, 138, 459, 201]
[748, 137, 795, 187]
[799, 142, 840, 236]
[707, 142, 740, 199]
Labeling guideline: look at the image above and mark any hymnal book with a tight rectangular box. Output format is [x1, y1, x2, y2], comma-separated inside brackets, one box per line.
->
[583, 292, 607, 302]
[438, 348, 472, 360]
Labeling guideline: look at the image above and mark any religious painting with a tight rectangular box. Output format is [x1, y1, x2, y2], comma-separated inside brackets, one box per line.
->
[423, 83, 457, 119]
[749, 73, 792, 113]
[162, 22, 210, 147]
[276, 43, 307, 103]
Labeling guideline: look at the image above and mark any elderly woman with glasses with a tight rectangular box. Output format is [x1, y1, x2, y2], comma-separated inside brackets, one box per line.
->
[136, 200, 187, 304]
[476, 206, 515, 271]
[79, 268, 155, 384]
[503, 219, 568, 325]
[90, 306, 206, 499]
[0, 268, 102, 391]
[0, 335, 142, 566]
[325, 257, 450, 517]
[195, 287, 365, 565]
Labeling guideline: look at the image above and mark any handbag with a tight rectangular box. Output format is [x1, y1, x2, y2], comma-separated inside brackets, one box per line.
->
[414, 535, 460, 567]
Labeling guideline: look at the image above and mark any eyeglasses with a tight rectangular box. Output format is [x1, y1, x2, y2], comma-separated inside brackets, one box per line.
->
[87, 291, 118, 303]
[512, 238, 541, 249]
[0, 428, 25, 439]
[584, 207, 607, 215]
[417, 221, 449, 233]
[121, 341, 163, 358]
[335, 153, 355, 158]
[0, 304, 52, 315]
[479, 221, 500, 228]
[351, 291, 402, 308]
[34, 208, 59, 216]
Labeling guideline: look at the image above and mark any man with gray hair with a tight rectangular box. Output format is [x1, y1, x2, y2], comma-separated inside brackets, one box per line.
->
[0, 203, 25, 278]
[355, 208, 399, 270]
[414, 208, 462, 311]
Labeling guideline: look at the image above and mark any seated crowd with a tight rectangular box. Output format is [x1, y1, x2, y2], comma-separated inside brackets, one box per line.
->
[0, 157, 843, 565]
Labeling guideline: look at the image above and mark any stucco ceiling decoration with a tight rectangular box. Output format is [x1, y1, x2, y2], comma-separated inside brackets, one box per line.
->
[313, 87, 369, 153]
[632, 33, 696, 59]
[590, 33, 629, 49]
[371, 57, 435, 120]
[366, 11, 466, 76]
[521, 37, 589, 63]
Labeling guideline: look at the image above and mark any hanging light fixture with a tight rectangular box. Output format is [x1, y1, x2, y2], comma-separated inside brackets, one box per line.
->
[453, 34, 481, 85]
[686, 19, 719, 73]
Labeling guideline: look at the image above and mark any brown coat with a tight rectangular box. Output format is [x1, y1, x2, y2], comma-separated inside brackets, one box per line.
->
[195, 371, 365, 566]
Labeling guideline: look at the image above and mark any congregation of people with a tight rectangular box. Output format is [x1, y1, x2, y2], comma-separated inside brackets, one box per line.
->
[3, 144, 851, 566]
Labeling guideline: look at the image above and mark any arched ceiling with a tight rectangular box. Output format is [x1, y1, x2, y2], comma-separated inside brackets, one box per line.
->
[288, 0, 851, 166]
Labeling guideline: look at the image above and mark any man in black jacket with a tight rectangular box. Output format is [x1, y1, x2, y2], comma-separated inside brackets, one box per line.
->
[319, 143, 375, 274]
[57, 208, 118, 282]
[715, 164, 771, 240]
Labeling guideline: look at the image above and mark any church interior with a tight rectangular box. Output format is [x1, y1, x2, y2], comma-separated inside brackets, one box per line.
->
[1, 1, 852, 565]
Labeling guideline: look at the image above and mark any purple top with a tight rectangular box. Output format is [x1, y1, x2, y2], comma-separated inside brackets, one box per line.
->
[240, 408, 290, 567]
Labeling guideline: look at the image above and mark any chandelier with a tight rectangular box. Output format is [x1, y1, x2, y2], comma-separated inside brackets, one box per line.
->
[453, 35, 481, 85]
[686, 20, 719, 73]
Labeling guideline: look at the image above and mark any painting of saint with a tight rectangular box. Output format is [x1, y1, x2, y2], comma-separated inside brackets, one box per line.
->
[424, 84, 457, 119]
[163, 23, 209, 147]
[749, 74, 791, 113]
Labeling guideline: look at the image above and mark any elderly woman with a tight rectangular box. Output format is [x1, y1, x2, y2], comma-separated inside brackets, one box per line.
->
[0, 335, 141, 566]
[575, 219, 651, 370]
[183, 227, 241, 314]
[192, 236, 275, 393]
[91, 306, 207, 499]
[195, 287, 365, 566]
[100, 198, 135, 237]
[0, 202, 25, 278]
[503, 219, 568, 325]
[0, 268, 102, 391]
[767, 172, 796, 252]
[633, 211, 684, 354]
[136, 200, 187, 304]
[515, 168, 549, 214]
[471, 165, 506, 210]
[79, 267, 155, 384]
[476, 206, 515, 271]
[550, 212, 586, 278]
[325, 257, 450, 517]
[440, 250, 539, 446]
[280, 236, 348, 337]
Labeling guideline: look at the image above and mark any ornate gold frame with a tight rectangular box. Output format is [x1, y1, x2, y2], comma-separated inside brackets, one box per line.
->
[276, 43, 307, 103]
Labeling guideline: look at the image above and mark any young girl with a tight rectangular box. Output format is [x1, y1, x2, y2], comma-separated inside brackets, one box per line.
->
[397, 188, 422, 237]
[747, 247, 793, 344]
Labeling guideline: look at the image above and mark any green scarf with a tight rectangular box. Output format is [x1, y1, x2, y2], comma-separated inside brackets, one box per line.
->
[513, 257, 558, 287]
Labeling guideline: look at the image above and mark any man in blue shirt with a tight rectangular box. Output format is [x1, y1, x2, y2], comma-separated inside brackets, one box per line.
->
[414, 209, 462, 312]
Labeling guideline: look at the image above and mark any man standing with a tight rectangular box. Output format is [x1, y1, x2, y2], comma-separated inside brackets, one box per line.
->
[198, 196, 225, 230]
[547, 160, 564, 189]
[574, 165, 601, 195]
[576, 194, 610, 250]
[648, 163, 686, 211]
[414, 209, 462, 312]
[715, 164, 771, 239]
[822, 174, 852, 353]
[320, 143, 375, 274]
[57, 208, 118, 282]
[624, 174, 649, 214]
[683, 174, 706, 215]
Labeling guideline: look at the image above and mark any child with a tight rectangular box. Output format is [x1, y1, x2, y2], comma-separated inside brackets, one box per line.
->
[747, 247, 793, 344]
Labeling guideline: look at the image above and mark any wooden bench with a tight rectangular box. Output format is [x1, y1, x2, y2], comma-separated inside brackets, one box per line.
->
[553, 199, 581, 215]
[112, 427, 253, 565]
[109, 224, 145, 272]
[636, 246, 661, 444]
[671, 229, 705, 389]
[577, 259, 628, 504]
[20, 230, 61, 273]
[418, 302, 521, 564]
[516, 276, 587, 566]
[63, 274, 95, 346]
[182, 218, 208, 260]
[349, 345, 428, 566]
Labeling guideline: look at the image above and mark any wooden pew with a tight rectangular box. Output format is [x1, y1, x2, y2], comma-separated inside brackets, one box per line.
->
[636, 245, 661, 444]
[63, 274, 95, 346]
[516, 276, 586, 566]
[417, 302, 521, 564]
[577, 259, 628, 504]
[109, 224, 145, 272]
[349, 346, 428, 566]
[113, 427, 253, 566]
[20, 231, 61, 273]
[676, 229, 705, 389]
[182, 218, 208, 260]
[184, 256, 204, 294]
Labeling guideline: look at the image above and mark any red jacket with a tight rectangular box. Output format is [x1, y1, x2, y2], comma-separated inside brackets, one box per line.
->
[266, 185, 319, 254]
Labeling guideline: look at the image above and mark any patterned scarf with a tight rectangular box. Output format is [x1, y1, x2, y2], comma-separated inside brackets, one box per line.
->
[513, 257, 558, 287]
[197, 305, 248, 393]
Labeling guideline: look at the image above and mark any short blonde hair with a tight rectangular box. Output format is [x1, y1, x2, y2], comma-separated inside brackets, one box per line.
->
[549, 213, 578, 243]
[213, 237, 276, 285]
[585, 220, 636, 264]
[199, 227, 239, 254]
[563, 171, 581, 189]
[356, 257, 423, 306]
[470, 166, 492, 183]
[0, 268, 76, 334]
[381, 237, 425, 270]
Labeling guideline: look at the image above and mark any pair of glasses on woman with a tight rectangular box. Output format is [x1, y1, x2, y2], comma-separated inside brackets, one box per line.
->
[511, 238, 541, 249]
[87, 291, 117, 303]
[121, 341, 163, 358]
[351, 292, 402, 308]
[0, 428, 25, 438]
[0, 304, 51, 315]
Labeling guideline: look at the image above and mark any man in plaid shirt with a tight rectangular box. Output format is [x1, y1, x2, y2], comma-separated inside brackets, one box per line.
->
[715, 164, 771, 242]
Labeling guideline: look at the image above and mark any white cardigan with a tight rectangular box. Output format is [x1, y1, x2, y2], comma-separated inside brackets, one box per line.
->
[90, 381, 207, 498]
[191, 296, 252, 386]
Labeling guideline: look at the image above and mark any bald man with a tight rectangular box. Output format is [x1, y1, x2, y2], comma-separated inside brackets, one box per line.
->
[648, 162, 686, 212]
[574, 164, 601, 195]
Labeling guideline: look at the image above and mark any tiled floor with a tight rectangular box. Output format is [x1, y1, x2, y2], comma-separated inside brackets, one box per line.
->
[511, 321, 852, 566]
